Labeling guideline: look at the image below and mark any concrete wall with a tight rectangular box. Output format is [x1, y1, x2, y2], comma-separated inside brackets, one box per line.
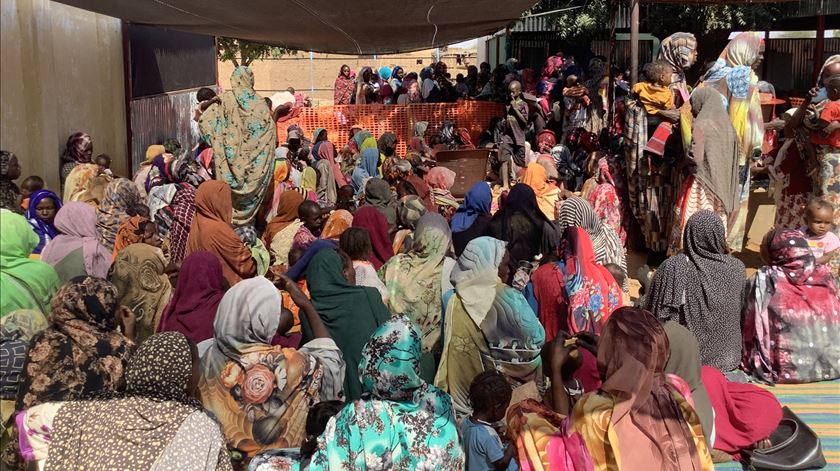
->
[1, 0, 127, 191]
[218, 48, 477, 106]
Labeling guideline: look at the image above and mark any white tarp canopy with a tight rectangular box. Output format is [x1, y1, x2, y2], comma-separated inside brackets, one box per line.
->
[54, 0, 538, 54]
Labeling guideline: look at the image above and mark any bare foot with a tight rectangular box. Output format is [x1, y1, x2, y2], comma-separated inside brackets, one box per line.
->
[753, 438, 772, 450]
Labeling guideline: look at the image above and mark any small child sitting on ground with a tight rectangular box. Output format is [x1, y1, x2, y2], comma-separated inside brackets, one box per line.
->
[799, 198, 840, 266]
[461, 371, 518, 471]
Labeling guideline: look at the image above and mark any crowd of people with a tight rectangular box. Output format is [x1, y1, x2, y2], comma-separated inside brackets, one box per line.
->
[0, 30, 838, 471]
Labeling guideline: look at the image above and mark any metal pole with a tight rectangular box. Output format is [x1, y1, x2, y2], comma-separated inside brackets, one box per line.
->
[630, 0, 639, 85]
[814, 14, 825, 84]
[309, 51, 315, 94]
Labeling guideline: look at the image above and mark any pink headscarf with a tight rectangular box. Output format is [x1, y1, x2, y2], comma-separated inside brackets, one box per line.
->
[424, 167, 456, 191]
[40, 202, 112, 278]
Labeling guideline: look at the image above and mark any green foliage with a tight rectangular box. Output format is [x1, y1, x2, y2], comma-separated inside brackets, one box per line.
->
[530, 0, 790, 40]
[217, 37, 295, 67]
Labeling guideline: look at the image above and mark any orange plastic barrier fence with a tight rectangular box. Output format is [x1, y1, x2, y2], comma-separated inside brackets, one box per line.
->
[276, 101, 504, 155]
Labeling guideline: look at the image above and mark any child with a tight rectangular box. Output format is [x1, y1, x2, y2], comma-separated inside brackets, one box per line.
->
[496, 80, 529, 187]
[799, 199, 840, 266]
[335, 184, 357, 213]
[631, 60, 679, 123]
[461, 371, 518, 471]
[562, 75, 590, 141]
[339, 227, 388, 303]
[455, 73, 471, 98]
[95, 154, 113, 177]
[194, 87, 219, 122]
[20, 175, 44, 211]
[604, 263, 631, 305]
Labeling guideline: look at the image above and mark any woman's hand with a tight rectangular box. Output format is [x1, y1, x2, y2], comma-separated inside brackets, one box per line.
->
[273, 274, 308, 307]
[658, 109, 680, 122]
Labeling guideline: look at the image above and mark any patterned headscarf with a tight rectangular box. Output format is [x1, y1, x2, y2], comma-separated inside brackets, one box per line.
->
[380, 213, 452, 353]
[109, 244, 172, 342]
[0, 150, 20, 213]
[61, 132, 93, 164]
[557, 197, 626, 279]
[645, 211, 745, 372]
[96, 178, 141, 251]
[0, 310, 48, 399]
[16, 276, 133, 410]
[43, 332, 231, 471]
[658, 32, 698, 74]
[398, 195, 428, 230]
[305, 316, 463, 470]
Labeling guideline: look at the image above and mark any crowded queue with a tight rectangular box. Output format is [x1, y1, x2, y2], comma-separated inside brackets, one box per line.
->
[0, 31, 838, 471]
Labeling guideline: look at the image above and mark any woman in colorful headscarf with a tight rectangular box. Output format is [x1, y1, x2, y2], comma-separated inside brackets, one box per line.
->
[40, 202, 112, 281]
[557, 196, 627, 282]
[0, 309, 48, 412]
[59, 132, 93, 186]
[307, 316, 464, 470]
[647, 210, 745, 373]
[16, 276, 133, 411]
[379, 213, 453, 381]
[264, 189, 305, 264]
[25, 189, 62, 254]
[393, 196, 427, 254]
[0, 212, 60, 317]
[564, 307, 713, 470]
[530, 227, 623, 345]
[743, 229, 840, 384]
[62, 163, 103, 204]
[424, 166, 459, 221]
[199, 275, 344, 457]
[305, 249, 389, 400]
[452, 181, 493, 257]
[351, 206, 394, 270]
[96, 178, 141, 251]
[333, 64, 355, 105]
[112, 215, 162, 260]
[157, 251, 226, 345]
[523, 162, 562, 220]
[435, 236, 544, 418]
[399, 72, 423, 104]
[351, 147, 380, 195]
[586, 156, 626, 246]
[199, 67, 276, 226]
[669, 87, 741, 254]
[24, 331, 231, 471]
[186, 180, 256, 286]
[698, 32, 765, 252]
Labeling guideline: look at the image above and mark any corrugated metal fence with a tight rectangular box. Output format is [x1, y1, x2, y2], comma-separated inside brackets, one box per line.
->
[764, 38, 840, 91]
[129, 88, 210, 171]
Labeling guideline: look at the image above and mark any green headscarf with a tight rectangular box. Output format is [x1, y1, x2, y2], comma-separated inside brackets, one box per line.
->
[304, 249, 391, 400]
[1, 210, 60, 317]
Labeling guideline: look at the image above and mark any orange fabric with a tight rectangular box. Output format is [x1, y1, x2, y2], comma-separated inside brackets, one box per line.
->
[632, 82, 674, 116]
[264, 190, 305, 245]
[276, 101, 504, 156]
[186, 180, 256, 286]
[321, 209, 353, 240]
[523, 163, 550, 196]
[811, 100, 840, 147]
[112, 216, 148, 261]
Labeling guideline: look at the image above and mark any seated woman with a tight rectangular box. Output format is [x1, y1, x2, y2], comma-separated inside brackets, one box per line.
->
[339, 227, 388, 303]
[20, 332, 232, 471]
[25, 189, 61, 254]
[585, 157, 626, 246]
[157, 251, 227, 345]
[509, 307, 713, 470]
[523, 162, 562, 220]
[392, 195, 427, 254]
[186, 180, 256, 286]
[40, 202, 112, 281]
[264, 189, 305, 267]
[743, 228, 840, 383]
[362, 177, 398, 234]
[424, 166, 459, 221]
[306, 317, 464, 469]
[380, 213, 454, 382]
[305, 249, 390, 401]
[0, 211, 60, 317]
[109, 244, 173, 342]
[451, 181, 492, 257]
[557, 196, 626, 283]
[350, 206, 394, 269]
[436, 236, 545, 418]
[199, 276, 344, 460]
[528, 227, 623, 343]
[646, 210, 745, 374]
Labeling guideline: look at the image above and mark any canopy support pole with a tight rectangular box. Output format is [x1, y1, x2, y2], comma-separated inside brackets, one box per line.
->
[630, 0, 639, 85]
[814, 14, 825, 84]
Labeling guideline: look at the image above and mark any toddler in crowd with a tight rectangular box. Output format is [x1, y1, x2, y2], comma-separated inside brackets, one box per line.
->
[631, 60, 679, 122]
[799, 199, 839, 266]
[20, 175, 44, 210]
[95, 153, 113, 176]
[461, 371, 518, 471]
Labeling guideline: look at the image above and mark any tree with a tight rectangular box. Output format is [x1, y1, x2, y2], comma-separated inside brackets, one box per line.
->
[529, 0, 791, 40]
[217, 37, 295, 67]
